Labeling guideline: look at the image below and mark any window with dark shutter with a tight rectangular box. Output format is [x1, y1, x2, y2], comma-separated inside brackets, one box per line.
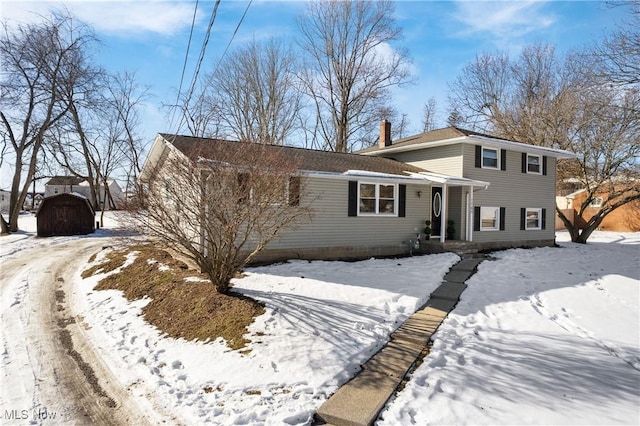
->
[500, 207, 506, 230]
[475, 145, 482, 168]
[541, 208, 547, 229]
[542, 156, 548, 175]
[398, 184, 406, 217]
[474, 206, 480, 231]
[522, 153, 527, 173]
[500, 149, 507, 171]
[288, 176, 300, 206]
[348, 180, 357, 217]
[520, 208, 526, 230]
[237, 172, 250, 203]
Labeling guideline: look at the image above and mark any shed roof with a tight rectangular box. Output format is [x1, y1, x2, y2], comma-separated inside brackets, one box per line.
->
[36, 192, 94, 217]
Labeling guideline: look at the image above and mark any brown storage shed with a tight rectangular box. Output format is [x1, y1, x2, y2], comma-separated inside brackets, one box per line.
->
[37, 193, 95, 237]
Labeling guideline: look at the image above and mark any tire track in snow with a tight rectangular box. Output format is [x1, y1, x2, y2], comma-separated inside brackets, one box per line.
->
[1, 238, 155, 425]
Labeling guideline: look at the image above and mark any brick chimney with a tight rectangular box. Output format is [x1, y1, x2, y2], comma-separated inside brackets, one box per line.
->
[379, 120, 392, 148]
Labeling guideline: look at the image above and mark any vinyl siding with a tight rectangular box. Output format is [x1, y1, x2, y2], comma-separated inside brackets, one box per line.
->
[387, 145, 464, 176]
[266, 176, 431, 251]
[463, 144, 557, 242]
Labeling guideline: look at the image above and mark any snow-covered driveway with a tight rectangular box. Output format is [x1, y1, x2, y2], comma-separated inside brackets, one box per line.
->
[0, 235, 153, 425]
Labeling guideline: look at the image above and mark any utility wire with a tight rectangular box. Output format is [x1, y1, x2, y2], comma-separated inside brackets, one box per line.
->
[170, 0, 199, 131]
[176, 0, 221, 135]
[190, 0, 253, 130]
[211, 0, 253, 77]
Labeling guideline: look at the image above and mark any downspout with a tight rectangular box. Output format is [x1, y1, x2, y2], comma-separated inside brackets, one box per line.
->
[468, 185, 474, 242]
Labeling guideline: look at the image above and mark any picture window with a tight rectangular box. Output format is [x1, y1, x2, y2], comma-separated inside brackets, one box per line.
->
[359, 183, 396, 216]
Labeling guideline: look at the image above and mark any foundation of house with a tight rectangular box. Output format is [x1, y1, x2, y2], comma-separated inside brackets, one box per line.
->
[247, 239, 556, 265]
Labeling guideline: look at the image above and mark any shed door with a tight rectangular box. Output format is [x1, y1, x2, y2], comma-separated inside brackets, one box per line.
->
[431, 187, 442, 236]
[53, 204, 74, 235]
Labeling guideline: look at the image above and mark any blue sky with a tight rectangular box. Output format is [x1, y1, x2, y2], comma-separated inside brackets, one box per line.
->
[0, 0, 628, 185]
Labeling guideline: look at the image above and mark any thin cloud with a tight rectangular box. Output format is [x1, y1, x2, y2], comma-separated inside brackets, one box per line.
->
[453, 0, 556, 40]
[2, 1, 203, 37]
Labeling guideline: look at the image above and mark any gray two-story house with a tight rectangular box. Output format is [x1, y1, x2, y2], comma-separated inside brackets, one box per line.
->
[360, 124, 575, 250]
[141, 125, 574, 263]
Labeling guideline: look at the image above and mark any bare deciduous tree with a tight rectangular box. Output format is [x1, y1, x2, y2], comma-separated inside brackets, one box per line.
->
[422, 97, 438, 132]
[297, 0, 412, 152]
[592, 0, 640, 85]
[449, 43, 640, 243]
[48, 70, 145, 224]
[196, 38, 302, 144]
[0, 11, 97, 232]
[132, 139, 313, 293]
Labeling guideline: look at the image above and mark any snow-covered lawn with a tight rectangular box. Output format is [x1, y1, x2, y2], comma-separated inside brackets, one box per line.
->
[380, 231, 640, 425]
[2, 213, 638, 425]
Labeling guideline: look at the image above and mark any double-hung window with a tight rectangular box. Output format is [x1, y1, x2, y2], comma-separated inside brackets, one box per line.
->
[480, 206, 500, 231]
[525, 208, 542, 230]
[359, 183, 396, 215]
[482, 147, 499, 169]
[527, 154, 541, 174]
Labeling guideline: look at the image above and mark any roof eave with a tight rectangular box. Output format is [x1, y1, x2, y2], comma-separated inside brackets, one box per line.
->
[362, 135, 577, 159]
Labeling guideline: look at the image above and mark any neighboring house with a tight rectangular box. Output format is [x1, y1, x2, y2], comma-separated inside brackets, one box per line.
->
[36, 192, 95, 237]
[141, 126, 574, 262]
[0, 189, 10, 213]
[23, 193, 45, 211]
[44, 176, 124, 210]
[556, 188, 640, 232]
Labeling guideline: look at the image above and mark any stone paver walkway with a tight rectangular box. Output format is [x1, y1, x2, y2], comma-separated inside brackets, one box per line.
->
[315, 255, 486, 426]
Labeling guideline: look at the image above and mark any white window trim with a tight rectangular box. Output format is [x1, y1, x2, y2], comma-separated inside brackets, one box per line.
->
[526, 153, 542, 175]
[480, 206, 500, 231]
[525, 207, 542, 230]
[481, 146, 500, 170]
[358, 182, 398, 217]
[589, 197, 603, 208]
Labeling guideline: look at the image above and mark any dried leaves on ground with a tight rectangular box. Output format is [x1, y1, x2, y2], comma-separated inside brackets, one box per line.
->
[83, 245, 264, 350]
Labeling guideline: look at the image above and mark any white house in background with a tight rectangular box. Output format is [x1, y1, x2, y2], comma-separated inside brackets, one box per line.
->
[44, 176, 124, 210]
[23, 193, 45, 211]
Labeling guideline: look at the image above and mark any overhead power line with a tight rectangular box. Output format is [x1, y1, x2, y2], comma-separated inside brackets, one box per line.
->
[170, 0, 200, 131]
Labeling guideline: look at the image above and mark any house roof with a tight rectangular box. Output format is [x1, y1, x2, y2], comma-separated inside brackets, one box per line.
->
[159, 134, 428, 177]
[46, 176, 86, 186]
[359, 126, 576, 159]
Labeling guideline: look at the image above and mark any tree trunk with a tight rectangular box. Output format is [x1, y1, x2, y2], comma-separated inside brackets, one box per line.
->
[1, 214, 9, 235]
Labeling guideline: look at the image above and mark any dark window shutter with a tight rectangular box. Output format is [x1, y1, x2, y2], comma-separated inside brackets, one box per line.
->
[542, 156, 548, 175]
[474, 206, 480, 231]
[237, 172, 250, 203]
[541, 208, 547, 230]
[520, 208, 526, 230]
[348, 180, 358, 217]
[499, 207, 506, 230]
[522, 153, 528, 173]
[475, 145, 482, 168]
[500, 149, 507, 171]
[288, 176, 300, 206]
[398, 184, 406, 217]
